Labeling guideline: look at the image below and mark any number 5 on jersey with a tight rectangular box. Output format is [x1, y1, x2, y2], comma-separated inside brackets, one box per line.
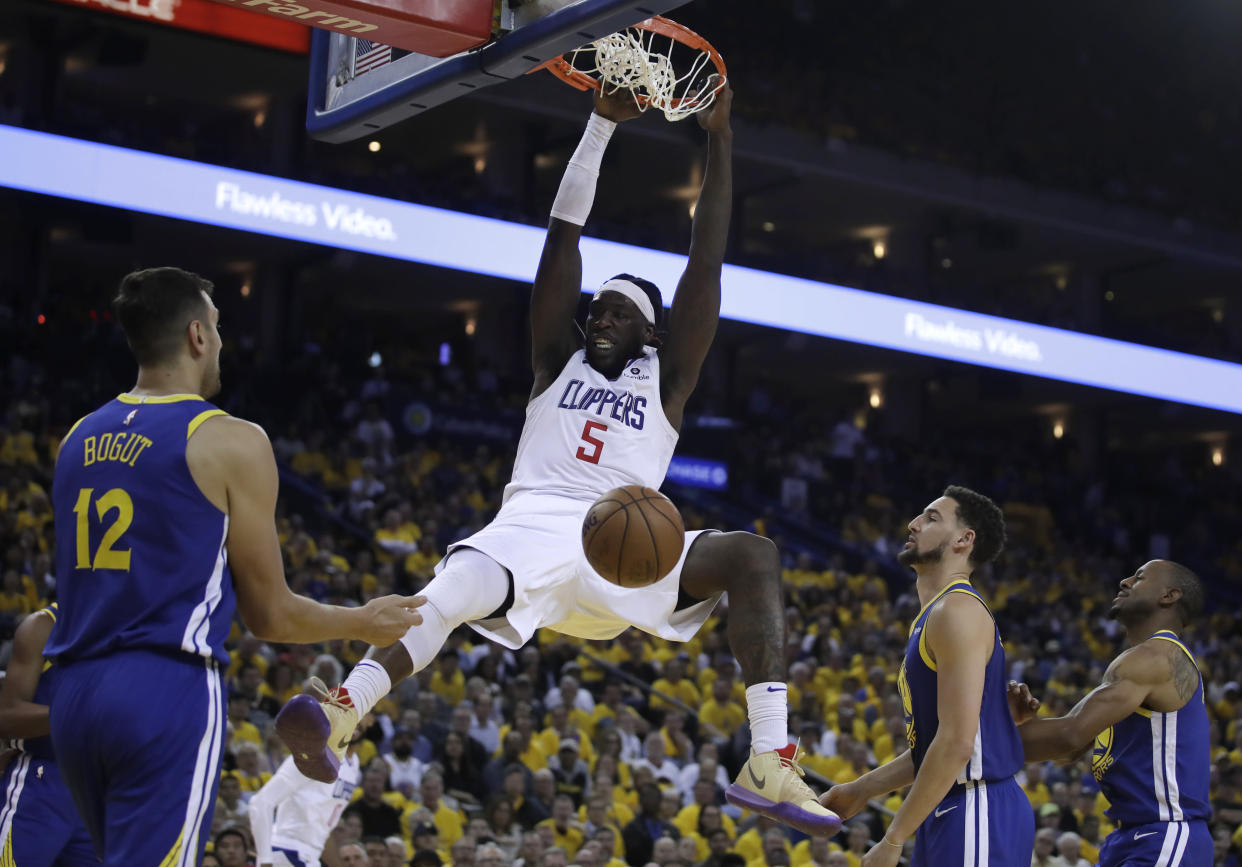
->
[72, 487, 134, 571]
[576, 421, 608, 464]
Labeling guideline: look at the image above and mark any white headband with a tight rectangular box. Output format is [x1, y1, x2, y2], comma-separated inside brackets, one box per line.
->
[593, 279, 656, 326]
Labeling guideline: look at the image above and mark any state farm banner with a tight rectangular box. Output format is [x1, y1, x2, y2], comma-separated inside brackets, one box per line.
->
[44, 0, 311, 53]
[201, 0, 492, 57]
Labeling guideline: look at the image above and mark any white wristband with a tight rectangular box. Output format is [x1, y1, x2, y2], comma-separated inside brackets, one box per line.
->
[550, 112, 616, 226]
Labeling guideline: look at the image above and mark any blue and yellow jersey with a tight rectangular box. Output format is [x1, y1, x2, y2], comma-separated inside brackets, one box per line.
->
[46, 394, 235, 666]
[898, 580, 1023, 785]
[1091, 630, 1211, 825]
[20, 603, 58, 761]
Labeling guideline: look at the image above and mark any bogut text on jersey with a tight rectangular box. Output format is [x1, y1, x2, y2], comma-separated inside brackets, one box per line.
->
[82, 432, 155, 468]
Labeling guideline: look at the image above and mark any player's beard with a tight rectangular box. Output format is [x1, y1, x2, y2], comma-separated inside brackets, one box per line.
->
[1109, 595, 1151, 625]
[202, 354, 222, 399]
[897, 539, 946, 568]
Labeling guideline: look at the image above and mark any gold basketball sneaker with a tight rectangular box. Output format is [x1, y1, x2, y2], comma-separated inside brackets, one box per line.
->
[725, 743, 842, 836]
[274, 677, 358, 783]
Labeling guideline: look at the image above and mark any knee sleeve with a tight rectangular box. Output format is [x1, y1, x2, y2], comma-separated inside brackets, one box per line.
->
[397, 548, 509, 673]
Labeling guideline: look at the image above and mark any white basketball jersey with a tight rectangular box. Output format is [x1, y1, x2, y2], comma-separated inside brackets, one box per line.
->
[504, 347, 678, 505]
[257, 754, 360, 860]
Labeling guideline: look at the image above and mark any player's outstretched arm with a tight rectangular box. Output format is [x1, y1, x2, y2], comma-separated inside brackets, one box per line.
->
[530, 87, 642, 398]
[820, 750, 915, 819]
[874, 595, 992, 860]
[1013, 644, 1168, 763]
[188, 416, 425, 646]
[661, 79, 733, 430]
[0, 608, 55, 739]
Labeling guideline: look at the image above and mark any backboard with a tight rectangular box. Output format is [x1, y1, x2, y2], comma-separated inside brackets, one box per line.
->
[306, 0, 689, 143]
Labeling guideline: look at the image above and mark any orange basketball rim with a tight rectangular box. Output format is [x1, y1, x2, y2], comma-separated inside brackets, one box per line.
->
[532, 16, 728, 120]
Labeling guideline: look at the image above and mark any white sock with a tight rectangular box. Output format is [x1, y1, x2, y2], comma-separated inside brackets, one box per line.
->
[746, 682, 790, 754]
[341, 658, 391, 718]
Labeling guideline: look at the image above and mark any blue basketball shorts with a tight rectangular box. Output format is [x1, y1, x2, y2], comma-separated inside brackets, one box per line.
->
[49, 649, 226, 867]
[0, 752, 96, 866]
[1098, 819, 1211, 867]
[911, 777, 1035, 867]
[273, 845, 316, 867]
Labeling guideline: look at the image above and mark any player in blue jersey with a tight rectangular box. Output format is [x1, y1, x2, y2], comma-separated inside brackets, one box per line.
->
[44, 266, 426, 867]
[0, 602, 95, 866]
[1007, 560, 1211, 867]
[820, 486, 1034, 867]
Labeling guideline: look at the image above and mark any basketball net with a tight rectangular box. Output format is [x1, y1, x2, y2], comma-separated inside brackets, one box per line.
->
[546, 18, 727, 122]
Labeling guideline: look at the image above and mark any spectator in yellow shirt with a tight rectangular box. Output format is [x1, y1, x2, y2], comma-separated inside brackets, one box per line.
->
[375, 508, 420, 562]
[841, 822, 870, 867]
[405, 537, 441, 581]
[431, 652, 466, 707]
[227, 692, 263, 748]
[14, 491, 52, 533]
[651, 657, 702, 711]
[675, 797, 737, 859]
[590, 826, 628, 867]
[512, 715, 549, 774]
[1077, 816, 1104, 865]
[697, 658, 747, 705]
[790, 834, 840, 867]
[290, 432, 330, 478]
[699, 677, 747, 740]
[590, 728, 634, 789]
[420, 771, 466, 847]
[828, 695, 871, 746]
[233, 741, 273, 793]
[871, 716, 905, 766]
[831, 739, 874, 785]
[258, 661, 301, 712]
[579, 795, 628, 859]
[538, 704, 594, 764]
[746, 826, 793, 867]
[1022, 762, 1052, 810]
[536, 795, 585, 858]
[658, 709, 695, 763]
[0, 570, 32, 616]
[315, 535, 352, 572]
[735, 816, 785, 864]
[786, 661, 821, 720]
[588, 768, 637, 815]
[700, 827, 737, 864]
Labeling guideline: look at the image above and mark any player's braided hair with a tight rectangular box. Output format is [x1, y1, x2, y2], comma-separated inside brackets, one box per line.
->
[943, 484, 1007, 566]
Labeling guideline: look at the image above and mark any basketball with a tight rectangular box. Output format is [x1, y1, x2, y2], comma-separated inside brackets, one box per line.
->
[582, 485, 686, 588]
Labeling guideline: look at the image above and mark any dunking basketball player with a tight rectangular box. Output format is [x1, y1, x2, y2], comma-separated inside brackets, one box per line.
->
[278, 82, 840, 837]
[820, 487, 1034, 866]
[45, 267, 424, 865]
[1007, 560, 1211, 867]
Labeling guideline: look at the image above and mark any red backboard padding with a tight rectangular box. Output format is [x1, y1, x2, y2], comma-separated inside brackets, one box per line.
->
[202, 0, 494, 56]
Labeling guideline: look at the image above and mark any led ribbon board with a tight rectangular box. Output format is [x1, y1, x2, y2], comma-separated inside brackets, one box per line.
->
[5, 123, 1242, 414]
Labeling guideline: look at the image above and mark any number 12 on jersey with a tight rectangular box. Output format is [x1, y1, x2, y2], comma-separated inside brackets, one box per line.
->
[72, 487, 134, 571]
[576, 421, 608, 464]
